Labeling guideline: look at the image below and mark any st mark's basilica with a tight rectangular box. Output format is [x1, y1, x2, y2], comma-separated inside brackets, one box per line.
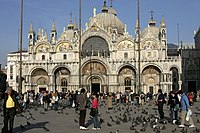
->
[7, 1, 183, 94]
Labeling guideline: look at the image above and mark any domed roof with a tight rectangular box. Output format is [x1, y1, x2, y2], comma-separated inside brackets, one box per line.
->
[141, 26, 160, 39]
[58, 28, 74, 41]
[92, 12, 125, 34]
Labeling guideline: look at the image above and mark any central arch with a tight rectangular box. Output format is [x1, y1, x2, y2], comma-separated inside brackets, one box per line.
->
[82, 61, 107, 93]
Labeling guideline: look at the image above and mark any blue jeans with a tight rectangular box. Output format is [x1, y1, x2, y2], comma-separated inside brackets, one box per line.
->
[93, 112, 100, 128]
[169, 107, 178, 123]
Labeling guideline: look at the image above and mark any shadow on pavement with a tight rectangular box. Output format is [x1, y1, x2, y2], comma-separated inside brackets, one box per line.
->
[13, 121, 49, 133]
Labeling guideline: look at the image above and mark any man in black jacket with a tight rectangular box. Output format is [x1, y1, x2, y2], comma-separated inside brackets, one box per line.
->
[1, 87, 21, 133]
[156, 89, 165, 121]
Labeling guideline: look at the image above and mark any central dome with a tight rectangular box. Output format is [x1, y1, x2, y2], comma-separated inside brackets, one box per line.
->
[95, 12, 125, 34]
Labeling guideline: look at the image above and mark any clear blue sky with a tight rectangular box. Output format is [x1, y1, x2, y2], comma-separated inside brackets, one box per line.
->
[0, 0, 200, 67]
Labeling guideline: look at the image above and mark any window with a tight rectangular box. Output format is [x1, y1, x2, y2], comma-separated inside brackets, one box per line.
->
[61, 78, 67, 87]
[29, 35, 32, 39]
[10, 75, 13, 80]
[63, 54, 67, 59]
[10, 65, 13, 74]
[42, 55, 45, 60]
[124, 52, 128, 59]
[124, 77, 131, 86]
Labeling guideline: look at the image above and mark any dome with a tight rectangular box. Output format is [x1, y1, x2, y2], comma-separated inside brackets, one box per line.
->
[141, 26, 160, 39]
[92, 12, 125, 34]
[58, 29, 74, 41]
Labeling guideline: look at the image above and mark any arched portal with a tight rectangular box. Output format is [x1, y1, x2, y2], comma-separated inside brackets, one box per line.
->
[142, 65, 161, 94]
[31, 68, 48, 92]
[118, 66, 136, 93]
[82, 61, 107, 93]
[54, 67, 70, 92]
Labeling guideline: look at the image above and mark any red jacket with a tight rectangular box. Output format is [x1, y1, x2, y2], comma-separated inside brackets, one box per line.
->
[92, 98, 98, 109]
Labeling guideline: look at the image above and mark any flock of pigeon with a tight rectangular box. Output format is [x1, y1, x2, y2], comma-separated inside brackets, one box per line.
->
[73, 100, 200, 133]
[1, 101, 200, 132]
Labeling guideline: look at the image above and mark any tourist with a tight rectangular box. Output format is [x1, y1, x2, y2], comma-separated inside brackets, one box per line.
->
[1, 87, 21, 133]
[76, 88, 88, 130]
[177, 90, 195, 128]
[167, 91, 179, 124]
[91, 93, 100, 130]
[156, 89, 165, 121]
[43, 92, 49, 111]
[107, 93, 113, 110]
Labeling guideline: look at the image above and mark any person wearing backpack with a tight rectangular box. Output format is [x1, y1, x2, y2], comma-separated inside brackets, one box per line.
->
[156, 89, 165, 121]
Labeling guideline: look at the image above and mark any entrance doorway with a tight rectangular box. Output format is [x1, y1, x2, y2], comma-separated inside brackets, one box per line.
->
[92, 83, 100, 94]
[149, 86, 153, 94]
[39, 88, 46, 92]
[188, 81, 196, 93]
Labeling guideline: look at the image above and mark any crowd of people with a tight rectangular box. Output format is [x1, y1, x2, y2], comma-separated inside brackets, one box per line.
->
[0, 87, 199, 132]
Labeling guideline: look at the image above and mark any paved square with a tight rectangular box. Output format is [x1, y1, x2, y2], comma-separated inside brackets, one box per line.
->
[1, 100, 200, 133]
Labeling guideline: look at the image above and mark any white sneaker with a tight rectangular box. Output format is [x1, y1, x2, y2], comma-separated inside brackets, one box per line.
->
[92, 127, 97, 130]
[96, 128, 101, 130]
[179, 125, 185, 128]
[173, 120, 177, 124]
[80, 126, 88, 130]
[189, 124, 195, 128]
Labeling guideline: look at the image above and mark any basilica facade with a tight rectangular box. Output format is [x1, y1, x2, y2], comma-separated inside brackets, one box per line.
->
[7, 1, 182, 94]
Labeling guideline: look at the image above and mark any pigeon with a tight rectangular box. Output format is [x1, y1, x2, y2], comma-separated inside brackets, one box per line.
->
[20, 124, 25, 129]
[43, 126, 50, 131]
[160, 125, 166, 130]
[140, 127, 146, 132]
[116, 120, 121, 125]
[107, 122, 112, 127]
[74, 119, 78, 123]
[40, 111, 45, 114]
[197, 119, 200, 123]
[172, 128, 176, 132]
[31, 116, 35, 120]
[100, 118, 104, 123]
[27, 121, 31, 125]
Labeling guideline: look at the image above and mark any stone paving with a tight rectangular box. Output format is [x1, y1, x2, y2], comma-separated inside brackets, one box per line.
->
[1, 100, 200, 133]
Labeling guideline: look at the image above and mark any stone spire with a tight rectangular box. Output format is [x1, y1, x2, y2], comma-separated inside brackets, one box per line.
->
[73, 18, 78, 30]
[102, 0, 108, 13]
[29, 22, 34, 33]
[51, 21, 56, 32]
[68, 12, 74, 30]
[148, 10, 156, 27]
[160, 16, 166, 28]
[109, 0, 117, 16]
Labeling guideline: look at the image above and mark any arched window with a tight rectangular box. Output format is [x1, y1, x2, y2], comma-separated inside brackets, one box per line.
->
[29, 35, 32, 39]
[124, 52, 128, 59]
[63, 54, 67, 59]
[170, 67, 179, 90]
[124, 77, 131, 86]
[61, 78, 67, 87]
[42, 55, 45, 60]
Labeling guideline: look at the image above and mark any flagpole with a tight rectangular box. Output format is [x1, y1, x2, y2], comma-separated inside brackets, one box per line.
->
[137, 0, 141, 93]
[78, 0, 82, 89]
[19, 0, 23, 94]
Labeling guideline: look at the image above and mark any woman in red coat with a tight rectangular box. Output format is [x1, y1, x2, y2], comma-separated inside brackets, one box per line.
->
[91, 93, 101, 130]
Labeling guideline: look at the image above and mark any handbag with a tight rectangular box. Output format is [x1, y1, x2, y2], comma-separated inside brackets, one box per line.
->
[174, 104, 179, 111]
[16, 106, 22, 114]
[90, 108, 96, 117]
